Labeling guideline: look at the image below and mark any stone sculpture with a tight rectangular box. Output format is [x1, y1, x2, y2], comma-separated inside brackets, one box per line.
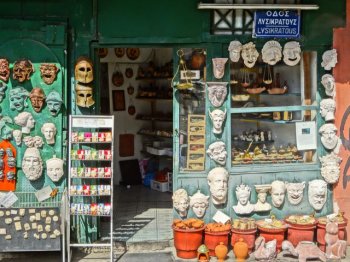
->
[233, 184, 254, 215]
[241, 42, 259, 68]
[320, 98, 336, 122]
[228, 40, 242, 62]
[172, 188, 189, 218]
[207, 82, 228, 107]
[212, 58, 228, 79]
[14, 112, 35, 134]
[22, 147, 43, 181]
[321, 74, 336, 98]
[189, 190, 209, 218]
[41, 123, 57, 145]
[46, 156, 64, 182]
[283, 41, 301, 66]
[285, 181, 305, 205]
[29, 87, 46, 113]
[46, 91, 63, 116]
[321, 49, 337, 71]
[13, 59, 34, 82]
[282, 240, 326, 262]
[254, 184, 272, 212]
[39, 63, 60, 85]
[209, 108, 226, 135]
[308, 179, 327, 211]
[262, 40, 282, 66]
[270, 180, 286, 208]
[325, 222, 347, 259]
[207, 167, 229, 205]
[252, 236, 277, 261]
[206, 141, 227, 166]
[319, 153, 342, 184]
[9, 86, 29, 111]
[319, 123, 342, 153]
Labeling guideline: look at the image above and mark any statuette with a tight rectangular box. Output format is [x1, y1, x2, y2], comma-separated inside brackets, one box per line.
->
[254, 184, 272, 212]
[321, 74, 336, 98]
[241, 42, 259, 68]
[189, 190, 209, 218]
[206, 141, 227, 166]
[207, 167, 229, 205]
[13, 59, 34, 82]
[46, 91, 63, 116]
[172, 188, 189, 218]
[262, 40, 282, 66]
[270, 180, 286, 208]
[74, 57, 93, 84]
[22, 147, 43, 181]
[46, 156, 64, 182]
[9, 86, 29, 112]
[14, 112, 35, 134]
[209, 108, 226, 135]
[285, 181, 305, 205]
[228, 40, 242, 62]
[320, 98, 336, 122]
[212, 58, 228, 79]
[39, 63, 59, 85]
[233, 184, 254, 215]
[207, 82, 228, 107]
[308, 179, 327, 211]
[319, 123, 342, 153]
[0, 58, 10, 82]
[319, 153, 342, 184]
[321, 49, 337, 71]
[325, 222, 347, 259]
[29, 87, 46, 113]
[41, 123, 57, 145]
[283, 41, 301, 66]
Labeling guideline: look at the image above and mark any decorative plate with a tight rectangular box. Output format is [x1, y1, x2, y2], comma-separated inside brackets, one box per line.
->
[114, 48, 125, 58]
[126, 48, 140, 60]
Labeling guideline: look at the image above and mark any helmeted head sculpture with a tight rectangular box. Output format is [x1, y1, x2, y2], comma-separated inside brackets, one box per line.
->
[74, 56, 94, 84]
[46, 91, 63, 116]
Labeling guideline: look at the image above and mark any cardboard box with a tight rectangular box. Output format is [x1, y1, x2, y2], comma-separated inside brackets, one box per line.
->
[150, 180, 168, 192]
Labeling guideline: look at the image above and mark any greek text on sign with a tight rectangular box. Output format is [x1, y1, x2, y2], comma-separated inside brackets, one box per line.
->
[253, 10, 300, 38]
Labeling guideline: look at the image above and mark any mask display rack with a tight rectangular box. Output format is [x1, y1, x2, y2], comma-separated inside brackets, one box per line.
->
[67, 115, 114, 262]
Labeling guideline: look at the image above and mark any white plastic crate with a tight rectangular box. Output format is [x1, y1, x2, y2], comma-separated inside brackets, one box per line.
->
[150, 180, 169, 192]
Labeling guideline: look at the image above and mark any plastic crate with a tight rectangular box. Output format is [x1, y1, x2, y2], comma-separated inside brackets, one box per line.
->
[150, 180, 169, 192]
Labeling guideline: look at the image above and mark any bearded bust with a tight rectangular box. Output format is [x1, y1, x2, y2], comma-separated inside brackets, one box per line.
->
[22, 147, 43, 181]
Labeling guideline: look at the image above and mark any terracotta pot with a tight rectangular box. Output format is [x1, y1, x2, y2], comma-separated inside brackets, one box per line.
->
[214, 242, 228, 262]
[316, 219, 348, 252]
[257, 226, 287, 252]
[204, 230, 230, 256]
[233, 238, 249, 262]
[286, 221, 316, 247]
[173, 226, 204, 259]
[231, 228, 257, 253]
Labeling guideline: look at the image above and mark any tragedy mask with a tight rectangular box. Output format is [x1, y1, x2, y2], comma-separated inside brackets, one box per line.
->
[9, 86, 29, 111]
[13, 59, 34, 82]
[262, 40, 282, 66]
[74, 57, 93, 84]
[308, 179, 327, 211]
[30, 87, 46, 113]
[46, 156, 64, 182]
[75, 83, 95, 108]
[46, 91, 63, 116]
[283, 41, 301, 66]
[212, 58, 228, 79]
[39, 63, 59, 85]
[228, 40, 242, 63]
[0, 58, 10, 82]
[241, 42, 259, 68]
[22, 147, 43, 181]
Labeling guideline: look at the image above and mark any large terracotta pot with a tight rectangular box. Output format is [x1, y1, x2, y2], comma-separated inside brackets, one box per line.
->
[316, 219, 348, 252]
[231, 228, 257, 253]
[204, 230, 230, 256]
[286, 221, 316, 247]
[257, 226, 287, 252]
[173, 226, 204, 259]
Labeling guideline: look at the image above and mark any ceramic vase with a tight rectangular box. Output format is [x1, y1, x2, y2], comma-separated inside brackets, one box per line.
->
[214, 241, 228, 262]
[233, 238, 248, 262]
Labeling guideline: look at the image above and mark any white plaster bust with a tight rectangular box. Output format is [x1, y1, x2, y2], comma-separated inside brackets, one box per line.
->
[285, 181, 305, 205]
[321, 74, 336, 98]
[212, 58, 228, 79]
[321, 49, 338, 71]
[14, 112, 35, 134]
[254, 184, 272, 212]
[262, 40, 282, 66]
[320, 98, 336, 122]
[228, 40, 242, 62]
[46, 156, 64, 182]
[189, 190, 209, 218]
[270, 180, 286, 208]
[206, 141, 227, 166]
[172, 188, 190, 218]
[308, 179, 327, 211]
[241, 42, 259, 68]
[319, 153, 342, 184]
[233, 184, 254, 215]
[12, 129, 22, 145]
[209, 109, 226, 135]
[22, 147, 43, 181]
[41, 123, 57, 145]
[207, 82, 228, 107]
[283, 41, 301, 66]
[207, 167, 229, 205]
[319, 123, 342, 153]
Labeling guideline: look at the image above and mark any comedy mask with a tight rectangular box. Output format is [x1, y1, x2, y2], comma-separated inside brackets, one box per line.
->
[74, 57, 93, 84]
[75, 83, 95, 108]
[46, 91, 63, 116]
[0, 58, 10, 82]
[46, 156, 64, 182]
[241, 42, 259, 68]
[9, 86, 29, 111]
[283, 41, 301, 66]
[40, 63, 59, 85]
[13, 59, 34, 82]
[30, 87, 46, 113]
[262, 40, 282, 66]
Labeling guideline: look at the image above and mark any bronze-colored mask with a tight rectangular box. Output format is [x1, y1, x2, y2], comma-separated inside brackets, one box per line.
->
[30, 87, 46, 113]
[74, 57, 93, 84]
[13, 59, 34, 82]
[0, 58, 10, 82]
[39, 63, 59, 85]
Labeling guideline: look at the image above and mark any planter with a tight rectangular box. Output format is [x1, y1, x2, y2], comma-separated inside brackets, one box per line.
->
[173, 226, 204, 259]
[257, 226, 287, 252]
[285, 217, 317, 247]
[231, 228, 257, 253]
[316, 219, 348, 252]
[204, 230, 230, 256]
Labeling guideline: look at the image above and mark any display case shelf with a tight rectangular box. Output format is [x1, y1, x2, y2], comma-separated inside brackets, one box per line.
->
[230, 105, 318, 114]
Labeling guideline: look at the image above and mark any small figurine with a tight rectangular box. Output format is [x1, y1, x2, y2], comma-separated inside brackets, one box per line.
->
[252, 236, 277, 261]
[325, 222, 347, 259]
[282, 240, 326, 262]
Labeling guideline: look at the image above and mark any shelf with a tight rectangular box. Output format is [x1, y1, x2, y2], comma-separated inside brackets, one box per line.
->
[71, 141, 112, 144]
[136, 77, 172, 80]
[233, 92, 301, 97]
[135, 115, 172, 122]
[71, 159, 112, 161]
[70, 213, 111, 217]
[232, 140, 274, 144]
[70, 194, 111, 197]
[71, 177, 111, 179]
[137, 131, 172, 139]
[230, 105, 318, 114]
[136, 96, 172, 101]
[141, 150, 173, 158]
[231, 117, 303, 124]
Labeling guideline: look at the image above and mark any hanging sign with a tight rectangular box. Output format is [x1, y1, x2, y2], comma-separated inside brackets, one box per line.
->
[253, 10, 300, 38]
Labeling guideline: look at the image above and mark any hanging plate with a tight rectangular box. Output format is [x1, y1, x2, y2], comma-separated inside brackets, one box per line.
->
[126, 48, 140, 60]
[125, 67, 134, 78]
[127, 85, 134, 95]
[112, 71, 124, 87]
[115, 48, 125, 58]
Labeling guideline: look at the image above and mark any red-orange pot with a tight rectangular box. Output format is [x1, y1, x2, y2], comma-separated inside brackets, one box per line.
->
[231, 228, 257, 253]
[173, 226, 204, 259]
[204, 230, 230, 256]
[316, 219, 348, 252]
[257, 226, 287, 252]
[286, 221, 316, 247]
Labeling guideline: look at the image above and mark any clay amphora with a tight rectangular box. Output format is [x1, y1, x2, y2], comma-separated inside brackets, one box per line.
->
[214, 241, 228, 262]
[233, 238, 249, 261]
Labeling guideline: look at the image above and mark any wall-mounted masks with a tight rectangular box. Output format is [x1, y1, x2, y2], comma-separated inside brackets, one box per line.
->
[9, 86, 29, 112]
[0, 58, 10, 82]
[46, 91, 63, 116]
[74, 57, 93, 84]
[29, 87, 46, 113]
[13, 59, 34, 82]
[75, 84, 95, 108]
[40, 63, 59, 85]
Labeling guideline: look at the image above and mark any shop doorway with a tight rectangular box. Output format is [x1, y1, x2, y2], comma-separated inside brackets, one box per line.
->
[97, 47, 174, 247]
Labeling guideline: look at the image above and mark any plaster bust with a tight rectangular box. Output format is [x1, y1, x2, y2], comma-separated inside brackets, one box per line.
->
[189, 190, 209, 218]
[283, 41, 301, 66]
[207, 82, 228, 107]
[254, 184, 272, 212]
[14, 112, 35, 134]
[9, 86, 29, 111]
[241, 42, 259, 68]
[212, 58, 228, 79]
[233, 184, 254, 215]
[30, 87, 46, 113]
[12, 130, 22, 146]
[319, 123, 342, 153]
[321, 49, 338, 71]
[41, 123, 57, 145]
[270, 180, 286, 208]
[22, 147, 43, 181]
[172, 188, 189, 218]
[285, 181, 305, 205]
[228, 40, 242, 62]
[207, 167, 229, 205]
[308, 179, 327, 211]
[321, 74, 336, 98]
[206, 141, 227, 166]
[262, 40, 282, 66]
[209, 109, 226, 135]
[319, 153, 342, 184]
[46, 156, 64, 182]
[320, 98, 336, 122]
[46, 91, 63, 116]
